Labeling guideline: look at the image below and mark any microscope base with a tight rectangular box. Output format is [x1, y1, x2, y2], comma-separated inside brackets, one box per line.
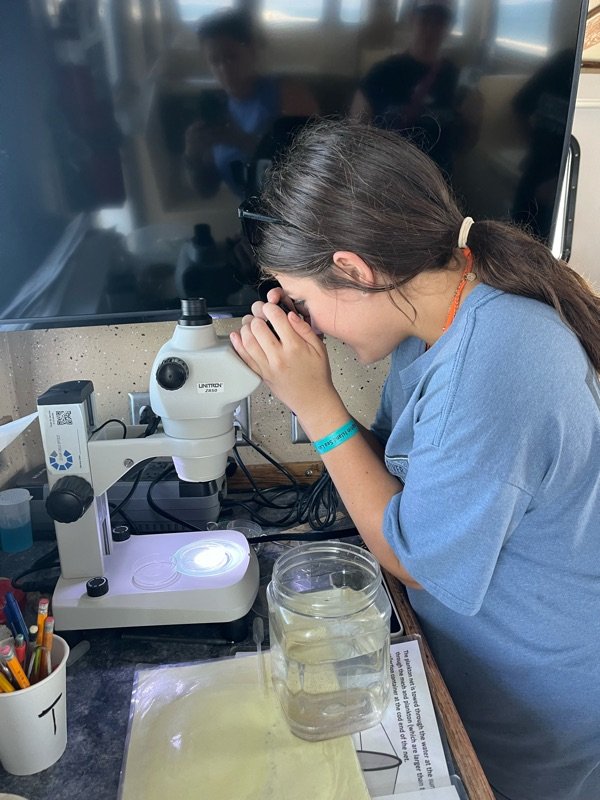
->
[51, 530, 260, 631]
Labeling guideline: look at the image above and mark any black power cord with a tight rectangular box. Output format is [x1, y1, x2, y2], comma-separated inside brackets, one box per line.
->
[11, 546, 60, 593]
[224, 433, 340, 532]
[91, 418, 127, 438]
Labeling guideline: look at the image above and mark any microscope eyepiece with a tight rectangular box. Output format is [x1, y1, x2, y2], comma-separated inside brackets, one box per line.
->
[179, 298, 212, 326]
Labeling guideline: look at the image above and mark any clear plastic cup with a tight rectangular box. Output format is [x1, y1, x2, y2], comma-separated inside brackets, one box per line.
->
[226, 519, 263, 548]
[226, 519, 263, 539]
[267, 541, 391, 741]
[0, 488, 33, 553]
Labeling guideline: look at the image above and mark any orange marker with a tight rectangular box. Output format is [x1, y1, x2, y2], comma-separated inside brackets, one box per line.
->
[36, 598, 50, 646]
[0, 643, 30, 689]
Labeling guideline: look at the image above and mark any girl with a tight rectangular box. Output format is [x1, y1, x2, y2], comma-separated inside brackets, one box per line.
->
[231, 120, 600, 800]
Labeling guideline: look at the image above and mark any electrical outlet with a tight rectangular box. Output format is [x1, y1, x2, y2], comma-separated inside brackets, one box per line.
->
[233, 397, 252, 445]
[128, 391, 251, 445]
[291, 412, 310, 444]
[128, 391, 152, 425]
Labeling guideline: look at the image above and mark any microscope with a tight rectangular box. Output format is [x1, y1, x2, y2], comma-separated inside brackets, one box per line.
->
[37, 299, 262, 633]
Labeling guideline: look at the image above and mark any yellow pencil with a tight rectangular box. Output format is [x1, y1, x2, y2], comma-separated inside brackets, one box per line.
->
[42, 616, 54, 656]
[0, 643, 30, 689]
[0, 671, 16, 692]
[36, 598, 49, 646]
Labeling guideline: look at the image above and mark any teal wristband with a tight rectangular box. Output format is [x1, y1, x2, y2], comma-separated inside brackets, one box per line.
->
[313, 419, 359, 454]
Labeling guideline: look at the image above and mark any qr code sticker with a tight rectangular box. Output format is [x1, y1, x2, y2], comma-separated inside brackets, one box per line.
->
[56, 410, 73, 426]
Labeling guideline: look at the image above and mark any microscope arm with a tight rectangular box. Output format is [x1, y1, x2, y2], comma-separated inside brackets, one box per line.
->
[88, 428, 236, 495]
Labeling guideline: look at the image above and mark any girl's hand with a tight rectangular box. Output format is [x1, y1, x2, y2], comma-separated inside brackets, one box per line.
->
[230, 301, 340, 427]
[241, 286, 303, 327]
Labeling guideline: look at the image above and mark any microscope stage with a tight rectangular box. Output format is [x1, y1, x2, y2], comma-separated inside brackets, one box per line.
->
[52, 530, 260, 631]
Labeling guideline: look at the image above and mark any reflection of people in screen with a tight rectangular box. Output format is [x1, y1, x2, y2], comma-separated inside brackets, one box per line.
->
[184, 10, 318, 199]
[350, 0, 479, 176]
[511, 49, 575, 240]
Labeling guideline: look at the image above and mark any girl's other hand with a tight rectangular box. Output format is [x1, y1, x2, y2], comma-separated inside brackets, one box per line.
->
[230, 301, 337, 424]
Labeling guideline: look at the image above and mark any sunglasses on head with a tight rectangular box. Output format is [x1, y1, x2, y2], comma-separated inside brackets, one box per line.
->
[238, 196, 294, 248]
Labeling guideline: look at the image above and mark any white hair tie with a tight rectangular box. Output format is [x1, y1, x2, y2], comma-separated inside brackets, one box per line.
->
[458, 216, 474, 249]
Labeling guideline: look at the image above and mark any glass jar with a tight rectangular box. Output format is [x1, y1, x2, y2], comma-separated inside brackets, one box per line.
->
[267, 541, 391, 741]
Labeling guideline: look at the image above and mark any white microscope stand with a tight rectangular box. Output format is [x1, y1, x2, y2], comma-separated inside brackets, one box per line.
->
[46, 424, 259, 632]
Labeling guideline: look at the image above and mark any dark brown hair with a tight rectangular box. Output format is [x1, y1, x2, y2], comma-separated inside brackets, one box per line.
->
[257, 120, 600, 371]
[197, 9, 256, 46]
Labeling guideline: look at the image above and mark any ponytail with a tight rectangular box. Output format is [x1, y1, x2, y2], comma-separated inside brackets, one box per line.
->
[468, 221, 600, 372]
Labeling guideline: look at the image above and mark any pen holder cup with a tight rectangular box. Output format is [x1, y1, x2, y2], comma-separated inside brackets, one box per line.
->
[0, 488, 33, 553]
[0, 635, 70, 775]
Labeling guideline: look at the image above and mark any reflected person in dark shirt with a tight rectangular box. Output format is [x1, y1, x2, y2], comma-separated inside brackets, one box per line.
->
[351, 0, 480, 177]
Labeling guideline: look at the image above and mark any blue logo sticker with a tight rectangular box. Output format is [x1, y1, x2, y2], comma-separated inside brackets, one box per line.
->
[49, 449, 74, 471]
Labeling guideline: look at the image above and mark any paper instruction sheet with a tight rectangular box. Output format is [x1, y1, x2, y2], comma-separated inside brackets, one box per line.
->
[353, 639, 456, 798]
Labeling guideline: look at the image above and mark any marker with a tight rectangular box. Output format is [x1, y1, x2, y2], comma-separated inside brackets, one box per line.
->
[0, 643, 30, 689]
[36, 598, 49, 646]
[14, 633, 26, 667]
[0, 671, 16, 693]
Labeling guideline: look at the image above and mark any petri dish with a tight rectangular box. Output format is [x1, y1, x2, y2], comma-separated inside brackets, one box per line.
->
[132, 553, 179, 590]
[174, 538, 248, 578]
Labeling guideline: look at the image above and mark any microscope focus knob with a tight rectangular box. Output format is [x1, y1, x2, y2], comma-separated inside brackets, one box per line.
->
[86, 576, 109, 597]
[45, 475, 94, 523]
[155, 357, 189, 390]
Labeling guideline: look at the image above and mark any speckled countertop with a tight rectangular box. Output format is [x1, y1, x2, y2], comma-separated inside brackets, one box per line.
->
[0, 538, 283, 800]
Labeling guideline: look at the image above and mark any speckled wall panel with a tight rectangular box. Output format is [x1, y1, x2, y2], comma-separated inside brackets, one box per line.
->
[0, 333, 28, 482]
[3, 321, 389, 478]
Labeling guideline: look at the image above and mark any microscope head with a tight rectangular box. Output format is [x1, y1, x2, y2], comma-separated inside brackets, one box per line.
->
[149, 299, 261, 483]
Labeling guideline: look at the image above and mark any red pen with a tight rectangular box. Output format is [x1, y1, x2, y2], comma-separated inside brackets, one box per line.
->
[14, 633, 26, 667]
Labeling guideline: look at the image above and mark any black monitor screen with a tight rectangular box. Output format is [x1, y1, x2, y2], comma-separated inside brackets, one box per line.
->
[1, 0, 586, 330]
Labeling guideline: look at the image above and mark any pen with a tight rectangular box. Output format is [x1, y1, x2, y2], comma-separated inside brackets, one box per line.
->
[14, 633, 26, 667]
[0, 670, 16, 693]
[0, 643, 30, 689]
[5, 592, 29, 641]
[35, 598, 49, 646]
[2, 595, 18, 639]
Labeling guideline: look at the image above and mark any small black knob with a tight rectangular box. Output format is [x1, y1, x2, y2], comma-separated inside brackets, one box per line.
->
[155, 357, 189, 390]
[112, 525, 130, 542]
[86, 576, 109, 597]
[46, 475, 94, 523]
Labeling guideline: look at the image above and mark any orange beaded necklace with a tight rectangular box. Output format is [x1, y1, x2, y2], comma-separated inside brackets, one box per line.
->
[441, 246, 477, 333]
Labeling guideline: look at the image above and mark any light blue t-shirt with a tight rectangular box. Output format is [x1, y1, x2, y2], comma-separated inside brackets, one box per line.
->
[371, 284, 600, 800]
